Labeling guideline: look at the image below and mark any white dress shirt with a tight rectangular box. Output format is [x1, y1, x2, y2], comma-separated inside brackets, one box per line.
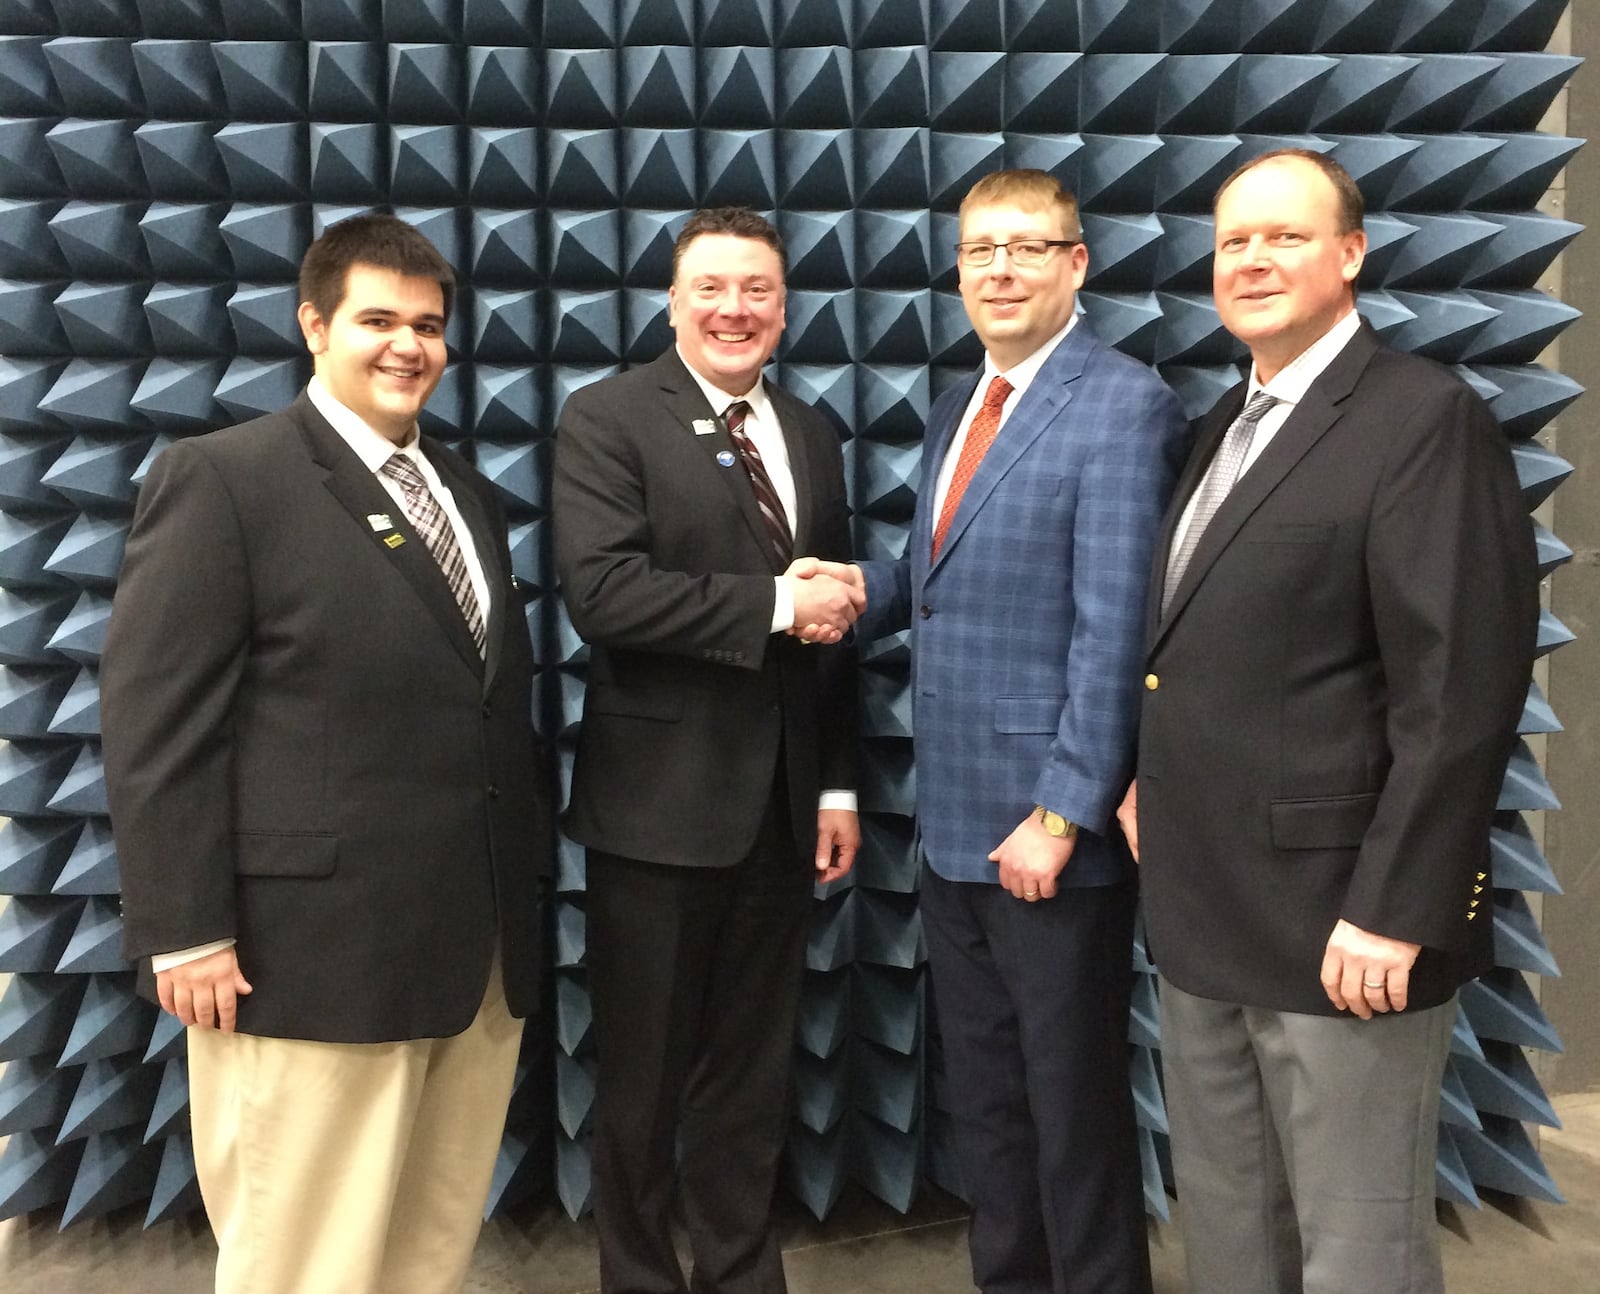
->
[153, 380, 495, 971]
[1167, 307, 1363, 560]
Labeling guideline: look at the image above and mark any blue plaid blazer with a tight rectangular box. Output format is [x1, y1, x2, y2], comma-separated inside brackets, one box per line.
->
[859, 322, 1188, 886]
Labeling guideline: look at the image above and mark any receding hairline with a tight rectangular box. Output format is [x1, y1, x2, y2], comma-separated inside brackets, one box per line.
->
[1214, 150, 1364, 235]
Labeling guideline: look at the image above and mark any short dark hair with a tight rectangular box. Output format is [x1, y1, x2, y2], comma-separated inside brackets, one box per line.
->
[1214, 149, 1365, 235]
[671, 207, 787, 283]
[298, 214, 457, 324]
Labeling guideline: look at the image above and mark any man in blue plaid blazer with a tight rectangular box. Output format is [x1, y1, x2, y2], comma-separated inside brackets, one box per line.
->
[853, 171, 1188, 1294]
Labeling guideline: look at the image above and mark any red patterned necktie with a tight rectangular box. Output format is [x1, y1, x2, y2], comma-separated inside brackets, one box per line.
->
[724, 400, 793, 564]
[932, 375, 1013, 559]
[380, 453, 487, 655]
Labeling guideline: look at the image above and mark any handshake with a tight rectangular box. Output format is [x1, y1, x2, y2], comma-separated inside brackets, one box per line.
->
[784, 557, 867, 645]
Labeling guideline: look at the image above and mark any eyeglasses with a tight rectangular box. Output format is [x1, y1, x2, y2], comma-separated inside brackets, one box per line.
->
[955, 239, 1080, 268]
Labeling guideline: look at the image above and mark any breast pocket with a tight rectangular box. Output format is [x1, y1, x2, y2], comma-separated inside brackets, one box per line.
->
[1248, 523, 1335, 546]
[1012, 473, 1065, 497]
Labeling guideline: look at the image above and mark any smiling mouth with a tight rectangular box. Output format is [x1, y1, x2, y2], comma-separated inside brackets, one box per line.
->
[377, 365, 424, 380]
[711, 331, 754, 344]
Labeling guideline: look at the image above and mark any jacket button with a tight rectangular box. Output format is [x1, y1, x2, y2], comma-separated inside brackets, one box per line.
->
[482, 704, 492, 718]
[920, 605, 933, 619]
[487, 784, 500, 799]
[1144, 674, 1159, 691]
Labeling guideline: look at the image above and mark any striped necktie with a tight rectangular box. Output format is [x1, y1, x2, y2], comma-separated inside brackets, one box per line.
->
[380, 452, 487, 655]
[1161, 391, 1280, 614]
[724, 400, 793, 565]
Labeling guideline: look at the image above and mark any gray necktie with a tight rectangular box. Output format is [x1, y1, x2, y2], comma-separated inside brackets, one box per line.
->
[380, 453, 487, 655]
[1161, 391, 1279, 614]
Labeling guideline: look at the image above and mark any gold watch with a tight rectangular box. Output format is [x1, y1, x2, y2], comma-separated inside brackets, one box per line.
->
[1035, 805, 1078, 839]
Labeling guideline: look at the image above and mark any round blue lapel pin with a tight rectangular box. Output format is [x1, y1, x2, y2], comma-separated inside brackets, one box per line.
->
[716, 449, 737, 468]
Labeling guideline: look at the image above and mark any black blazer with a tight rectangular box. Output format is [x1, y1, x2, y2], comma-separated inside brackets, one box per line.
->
[553, 349, 856, 867]
[1136, 324, 1538, 1015]
[102, 393, 554, 1043]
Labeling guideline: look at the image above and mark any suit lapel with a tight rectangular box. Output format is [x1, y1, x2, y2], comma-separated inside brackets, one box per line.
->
[292, 394, 485, 677]
[657, 351, 787, 574]
[1153, 324, 1380, 644]
[928, 324, 1094, 576]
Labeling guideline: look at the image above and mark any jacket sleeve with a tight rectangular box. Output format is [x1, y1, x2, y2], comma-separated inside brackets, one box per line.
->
[102, 441, 251, 960]
[1342, 380, 1538, 949]
[1032, 376, 1188, 832]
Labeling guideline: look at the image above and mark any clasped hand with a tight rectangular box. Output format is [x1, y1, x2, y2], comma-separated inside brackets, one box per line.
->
[786, 557, 866, 644]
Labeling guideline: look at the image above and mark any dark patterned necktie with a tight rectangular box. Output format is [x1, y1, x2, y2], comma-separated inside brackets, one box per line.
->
[1161, 391, 1280, 614]
[723, 400, 793, 564]
[380, 452, 487, 655]
[932, 375, 1013, 559]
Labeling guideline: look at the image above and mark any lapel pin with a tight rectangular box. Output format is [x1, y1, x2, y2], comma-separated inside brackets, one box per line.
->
[383, 533, 406, 549]
[716, 450, 737, 468]
[367, 513, 394, 532]
[693, 419, 719, 437]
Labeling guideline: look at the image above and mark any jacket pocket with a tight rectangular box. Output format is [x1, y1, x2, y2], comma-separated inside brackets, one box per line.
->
[235, 832, 338, 878]
[586, 684, 684, 722]
[1248, 523, 1335, 545]
[1269, 793, 1379, 851]
[994, 695, 1065, 734]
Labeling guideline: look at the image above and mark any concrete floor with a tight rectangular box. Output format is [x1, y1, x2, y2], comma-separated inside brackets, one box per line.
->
[3, 1095, 1598, 1293]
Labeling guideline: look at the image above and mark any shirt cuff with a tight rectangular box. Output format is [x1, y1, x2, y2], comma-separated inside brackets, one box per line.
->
[151, 938, 237, 973]
[770, 576, 795, 634]
[818, 790, 857, 813]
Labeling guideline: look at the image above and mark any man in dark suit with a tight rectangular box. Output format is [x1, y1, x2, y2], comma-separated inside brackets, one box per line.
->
[850, 170, 1187, 1294]
[552, 207, 860, 1294]
[1119, 151, 1538, 1294]
[101, 215, 552, 1294]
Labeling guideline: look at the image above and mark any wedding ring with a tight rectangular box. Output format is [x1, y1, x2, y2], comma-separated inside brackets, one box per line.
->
[1363, 979, 1386, 989]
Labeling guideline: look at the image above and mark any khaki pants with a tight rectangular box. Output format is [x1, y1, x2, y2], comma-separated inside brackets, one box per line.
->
[186, 962, 522, 1294]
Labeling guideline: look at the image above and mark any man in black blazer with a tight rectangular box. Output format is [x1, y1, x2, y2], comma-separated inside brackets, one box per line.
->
[1119, 151, 1537, 1294]
[553, 207, 860, 1294]
[101, 215, 552, 1294]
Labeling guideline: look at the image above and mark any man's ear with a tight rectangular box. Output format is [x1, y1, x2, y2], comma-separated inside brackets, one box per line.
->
[297, 300, 327, 355]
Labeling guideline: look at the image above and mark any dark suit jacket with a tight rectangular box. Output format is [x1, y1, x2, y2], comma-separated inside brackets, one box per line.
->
[102, 392, 553, 1043]
[1136, 323, 1538, 1015]
[552, 349, 856, 867]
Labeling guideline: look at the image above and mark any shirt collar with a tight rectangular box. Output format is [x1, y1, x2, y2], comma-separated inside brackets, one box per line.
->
[676, 347, 774, 425]
[983, 312, 1079, 398]
[307, 376, 421, 473]
[1248, 308, 1363, 407]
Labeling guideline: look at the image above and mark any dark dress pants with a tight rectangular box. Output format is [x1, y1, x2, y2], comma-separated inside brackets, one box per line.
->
[921, 865, 1150, 1294]
[586, 792, 811, 1294]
